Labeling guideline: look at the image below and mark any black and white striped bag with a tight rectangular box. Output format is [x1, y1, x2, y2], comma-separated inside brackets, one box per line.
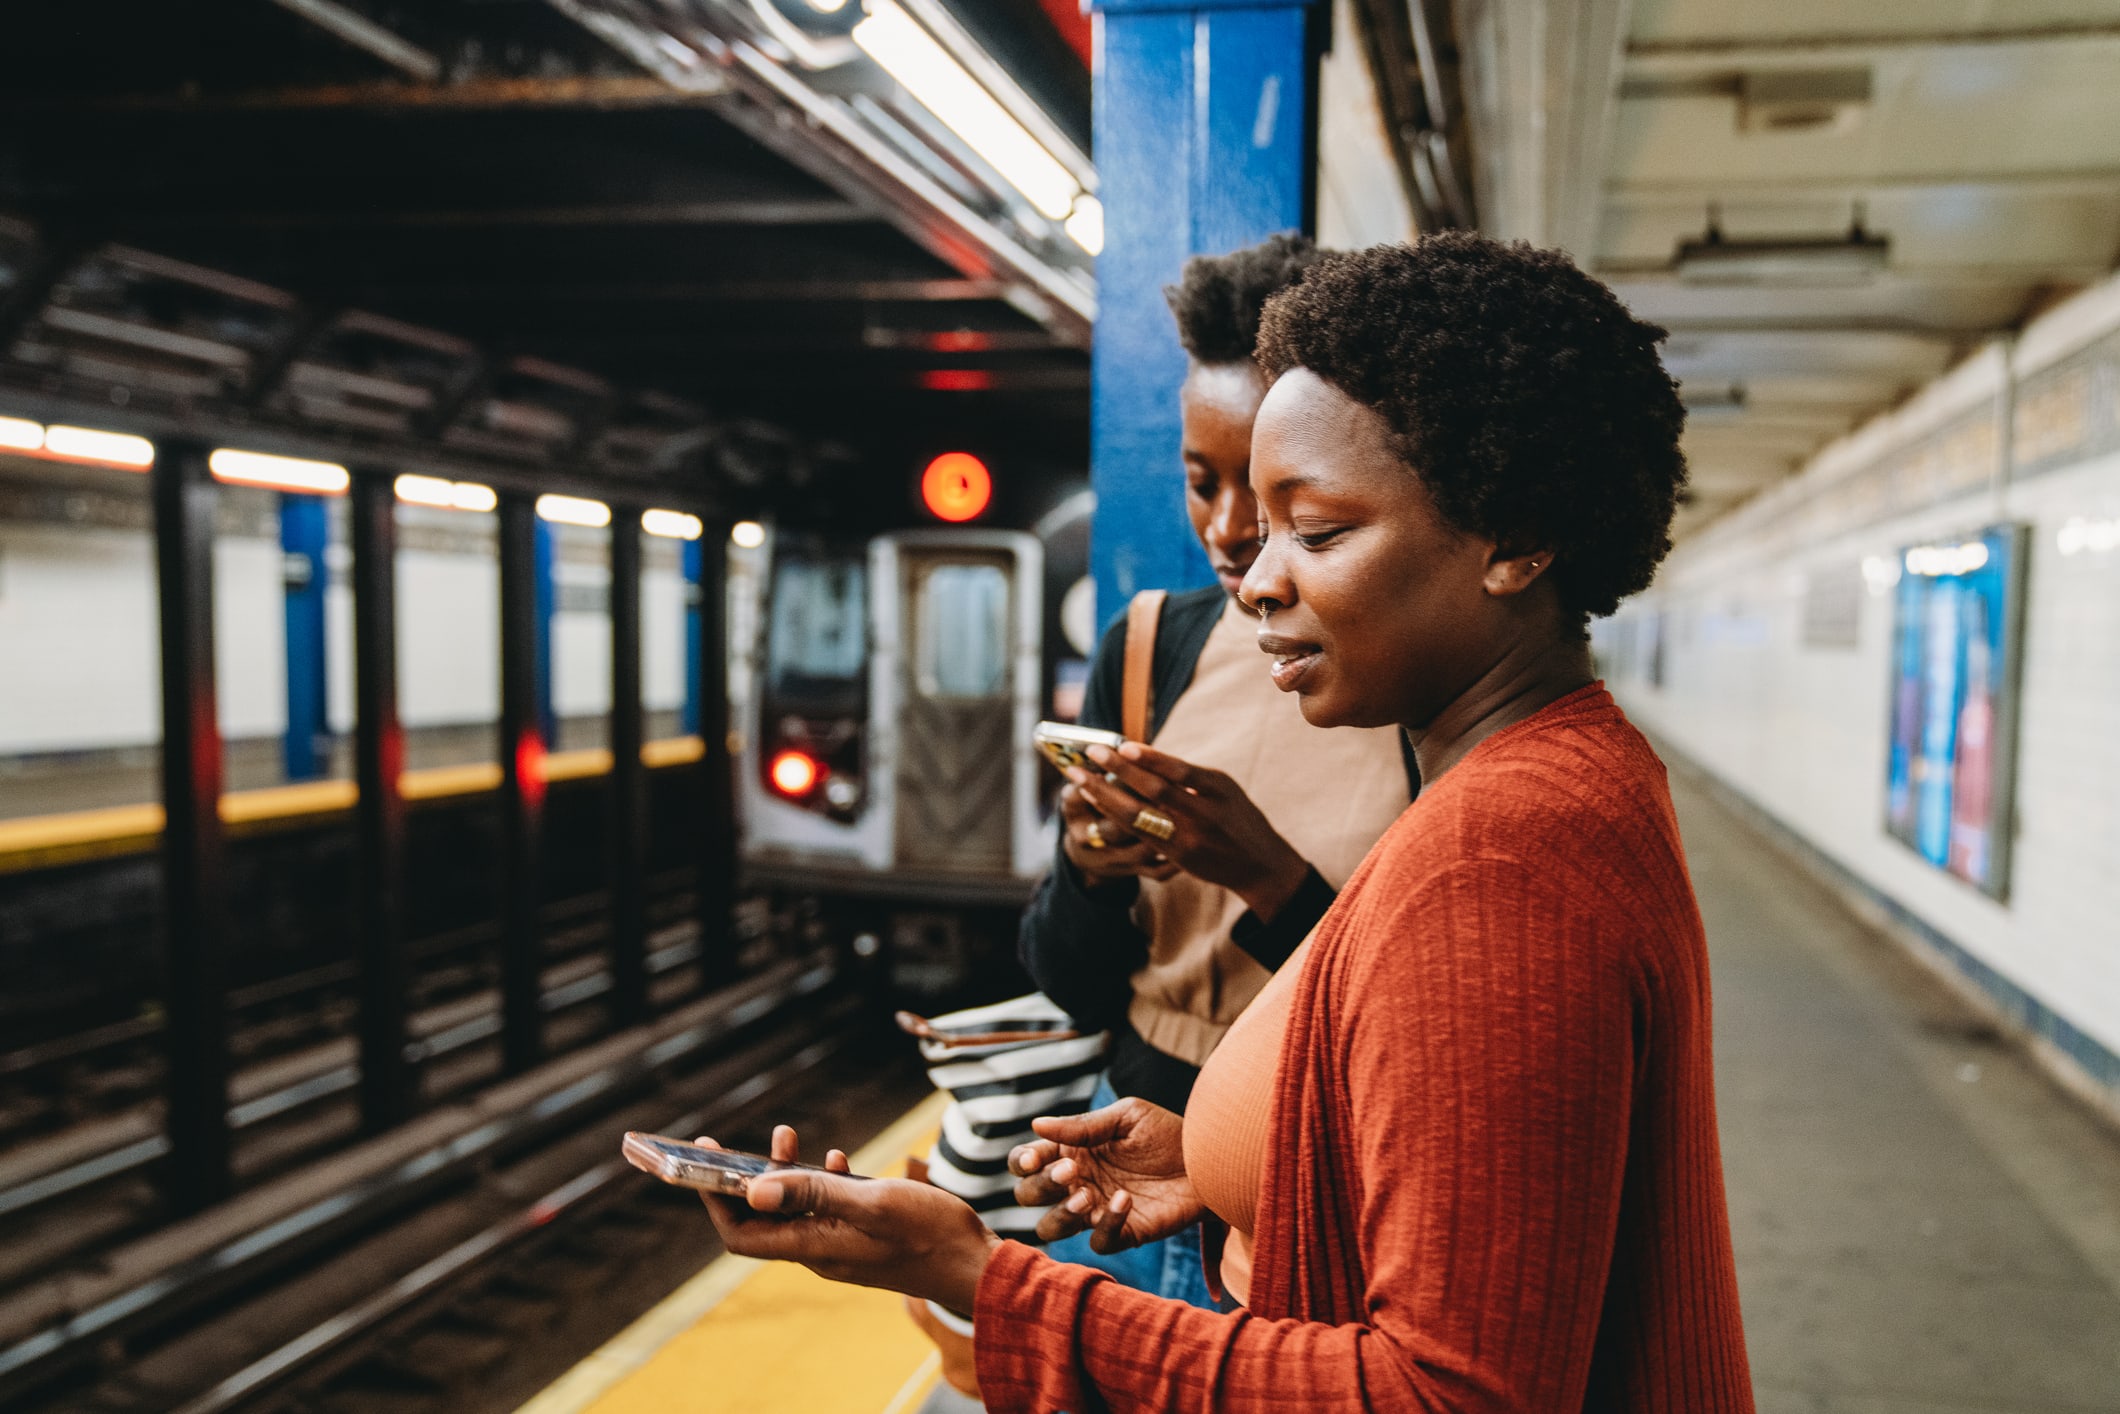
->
[905, 993, 1108, 1243]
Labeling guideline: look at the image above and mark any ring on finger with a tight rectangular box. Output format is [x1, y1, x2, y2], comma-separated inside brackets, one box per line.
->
[1084, 819, 1106, 850]
[1132, 808, 1176, 842]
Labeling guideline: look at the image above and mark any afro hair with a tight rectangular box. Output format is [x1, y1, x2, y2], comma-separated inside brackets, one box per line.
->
[1164, 232, 1327, 364]
[1254, 232, 1687, 622]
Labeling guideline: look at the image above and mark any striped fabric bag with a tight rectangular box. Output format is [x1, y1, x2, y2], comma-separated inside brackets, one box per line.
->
[898, 993, 1108, 1242]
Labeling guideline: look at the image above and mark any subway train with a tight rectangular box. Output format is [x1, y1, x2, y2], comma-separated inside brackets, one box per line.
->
[731, 496, 1094, 910]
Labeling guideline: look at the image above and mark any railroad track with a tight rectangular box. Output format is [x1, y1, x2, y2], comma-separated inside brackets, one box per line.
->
[0, 948, 925, 1412]
[0, 889, 816, 1277]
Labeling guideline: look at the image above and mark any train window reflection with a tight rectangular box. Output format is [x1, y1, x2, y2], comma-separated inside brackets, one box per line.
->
[916, 563, 1008, 699]
[766, 556, 867, 702]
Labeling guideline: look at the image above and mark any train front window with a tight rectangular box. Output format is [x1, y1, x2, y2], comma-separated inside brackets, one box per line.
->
[765, 556, 867, 709]
[916, 563, 1009, 700]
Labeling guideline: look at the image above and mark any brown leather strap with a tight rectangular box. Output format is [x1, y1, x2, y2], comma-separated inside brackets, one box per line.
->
[1121, 589, 1167, 743]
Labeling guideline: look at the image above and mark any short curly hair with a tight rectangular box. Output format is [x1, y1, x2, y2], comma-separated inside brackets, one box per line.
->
[1164, 232, 1326, 363]
[1255, 233, 1687, 622]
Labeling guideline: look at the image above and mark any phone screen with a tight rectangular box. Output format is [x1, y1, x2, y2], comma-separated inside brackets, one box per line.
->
[637, 1136, 772, 1175]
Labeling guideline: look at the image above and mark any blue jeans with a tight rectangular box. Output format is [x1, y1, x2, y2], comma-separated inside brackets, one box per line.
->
[1040, 1076, 1216, 1310]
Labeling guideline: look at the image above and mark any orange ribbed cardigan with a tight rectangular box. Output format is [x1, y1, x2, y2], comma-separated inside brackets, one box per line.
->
[974, 686, 1754, 1412]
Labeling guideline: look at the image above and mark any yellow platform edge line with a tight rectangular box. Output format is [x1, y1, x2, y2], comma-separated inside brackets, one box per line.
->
[515, 1089, 950, 1414]
[0, 736, 707, 873]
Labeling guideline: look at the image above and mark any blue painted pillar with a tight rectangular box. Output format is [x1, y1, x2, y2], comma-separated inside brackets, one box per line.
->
[280, 493, 331, 781]
[1087, 0, 1322, 618]
[533, 515, 558, 746]
[680, 537, 703, 738]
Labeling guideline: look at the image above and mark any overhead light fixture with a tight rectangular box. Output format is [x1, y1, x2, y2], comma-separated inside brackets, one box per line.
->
[1675, 207, 1889, 286]
[853, 0, 1080, 220]
[210, 448, 350, 494]
[44, 424, 158, 470]
[536, 493, 610, 528]
[1064, 195, 1104, 256]
[0, 416, 43, 452]
[395, 473, 496, 512]
[643, 508, 704, 541]
[731, 520, 768, 549]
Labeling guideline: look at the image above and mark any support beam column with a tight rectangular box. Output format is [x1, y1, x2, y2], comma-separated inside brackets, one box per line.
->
[152, 439, 232, 1214]
[608, 506, 650, 1025]
[280, 493, 331, 782]
[349, 470, 414, 1128]
[1087, 0, 1324, 615]
[692, 522, 737, 986]
[498, 493, 548, 1073]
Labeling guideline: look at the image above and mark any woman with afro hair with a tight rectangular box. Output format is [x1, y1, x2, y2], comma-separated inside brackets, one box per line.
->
[689, 234, 1756, 1412]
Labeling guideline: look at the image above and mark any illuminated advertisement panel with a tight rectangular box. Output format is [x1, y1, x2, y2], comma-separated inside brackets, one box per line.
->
[1882, 524, 2028, 899]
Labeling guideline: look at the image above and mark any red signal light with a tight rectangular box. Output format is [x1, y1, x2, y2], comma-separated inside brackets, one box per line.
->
[921, 452, 992, 522]
[769, 749, 821, 798]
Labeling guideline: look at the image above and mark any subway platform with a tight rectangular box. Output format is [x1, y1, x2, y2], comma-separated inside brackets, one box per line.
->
[522, 753, 2120, 1414]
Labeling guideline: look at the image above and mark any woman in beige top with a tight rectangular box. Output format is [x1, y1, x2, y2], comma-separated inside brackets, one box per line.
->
[1016, 234, 1413, 1308]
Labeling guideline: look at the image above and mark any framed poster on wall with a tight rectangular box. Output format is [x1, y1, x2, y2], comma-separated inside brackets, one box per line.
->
[1882, 523, 2028, 899]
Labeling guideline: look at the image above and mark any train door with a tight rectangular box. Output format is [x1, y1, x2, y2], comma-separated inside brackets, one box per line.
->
[870, 532, 1047, 885]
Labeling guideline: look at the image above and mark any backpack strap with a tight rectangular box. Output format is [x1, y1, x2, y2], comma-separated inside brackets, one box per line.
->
[1121, 589, 1167, 743]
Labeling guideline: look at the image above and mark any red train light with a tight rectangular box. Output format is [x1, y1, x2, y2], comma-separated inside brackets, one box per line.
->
[769, 749, 821, 797]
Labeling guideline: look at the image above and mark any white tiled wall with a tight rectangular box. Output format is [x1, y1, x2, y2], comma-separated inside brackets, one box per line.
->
[1605, 276, 2120, 1067]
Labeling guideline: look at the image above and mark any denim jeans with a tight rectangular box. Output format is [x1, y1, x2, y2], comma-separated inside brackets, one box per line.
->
[1039, 1076, 1216, 1310]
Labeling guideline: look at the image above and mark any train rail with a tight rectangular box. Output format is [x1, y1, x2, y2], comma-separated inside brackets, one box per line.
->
[0, 946, 918, 1411]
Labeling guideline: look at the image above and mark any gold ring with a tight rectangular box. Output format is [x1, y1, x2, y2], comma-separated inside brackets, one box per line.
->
[1084, 820, 1107, 850]
[1132, 808, 1175, 842]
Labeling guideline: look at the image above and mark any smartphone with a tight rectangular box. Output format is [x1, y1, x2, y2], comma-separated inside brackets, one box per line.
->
[1034, 721, 1125, 774]
[621, 1132, 864, 1196]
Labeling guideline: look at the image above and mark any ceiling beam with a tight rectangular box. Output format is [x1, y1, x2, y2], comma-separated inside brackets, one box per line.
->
[15, 75, 725, 113]
[267, 0, 443, 82]
[124, 198, 872, 230]
[1628, 22, 2120, 66]
[345, 277, 1014, 304]
[1607, 171, 2120, 205]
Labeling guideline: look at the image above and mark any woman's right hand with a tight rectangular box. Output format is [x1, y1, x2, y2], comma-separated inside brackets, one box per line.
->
[1058, 781, 1179, 886]
[1008, 1098, 1201, 1253]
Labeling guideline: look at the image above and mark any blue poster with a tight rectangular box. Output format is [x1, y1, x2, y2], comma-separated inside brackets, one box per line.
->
[1883, 524, 2026, 898]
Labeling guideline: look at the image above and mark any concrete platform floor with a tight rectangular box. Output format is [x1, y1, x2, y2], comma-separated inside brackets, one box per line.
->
[1676, 763, 2120, 1412]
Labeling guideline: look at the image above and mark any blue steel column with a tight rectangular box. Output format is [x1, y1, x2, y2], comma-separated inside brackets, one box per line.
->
[680, 538, 703, 738]
[279, 494, 330, 781]
[534, 516, 558, 746]
[1087, 0, 1322, 616]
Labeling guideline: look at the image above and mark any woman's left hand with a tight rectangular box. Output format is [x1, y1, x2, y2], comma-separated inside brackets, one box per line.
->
[693, 1125, 1001, 1312]
[1069, 742, 1311, 922]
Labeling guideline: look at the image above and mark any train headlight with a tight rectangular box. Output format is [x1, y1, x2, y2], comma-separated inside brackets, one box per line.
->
[769, 749, 821, 798]
[823, 776, 862, 811]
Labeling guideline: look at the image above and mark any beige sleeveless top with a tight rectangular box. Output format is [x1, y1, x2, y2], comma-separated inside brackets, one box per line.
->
[1184, 935, 1311, 1306]
[1124, 597, 1408, 1065]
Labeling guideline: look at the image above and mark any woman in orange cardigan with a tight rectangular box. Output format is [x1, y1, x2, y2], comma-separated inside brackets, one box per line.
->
[692, 234, 1755, 1412]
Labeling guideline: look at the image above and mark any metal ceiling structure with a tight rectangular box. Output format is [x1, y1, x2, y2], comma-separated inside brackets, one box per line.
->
[1422, 0, 2120, 539]
[0, 0, 1096, 523]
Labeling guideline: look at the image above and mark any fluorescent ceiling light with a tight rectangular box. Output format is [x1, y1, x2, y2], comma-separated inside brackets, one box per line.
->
[643, 508, 704, 541]
[0, 415, 43, 451]
[853, 1, 1079, 220]
[731, 520, 767, 549]
[46, 425, 157, 469]
[396, 473, 496, 512]
[1064, 195, 1104, 256]
[537, 493, 610, 528]
[210, 448, 350, 494]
